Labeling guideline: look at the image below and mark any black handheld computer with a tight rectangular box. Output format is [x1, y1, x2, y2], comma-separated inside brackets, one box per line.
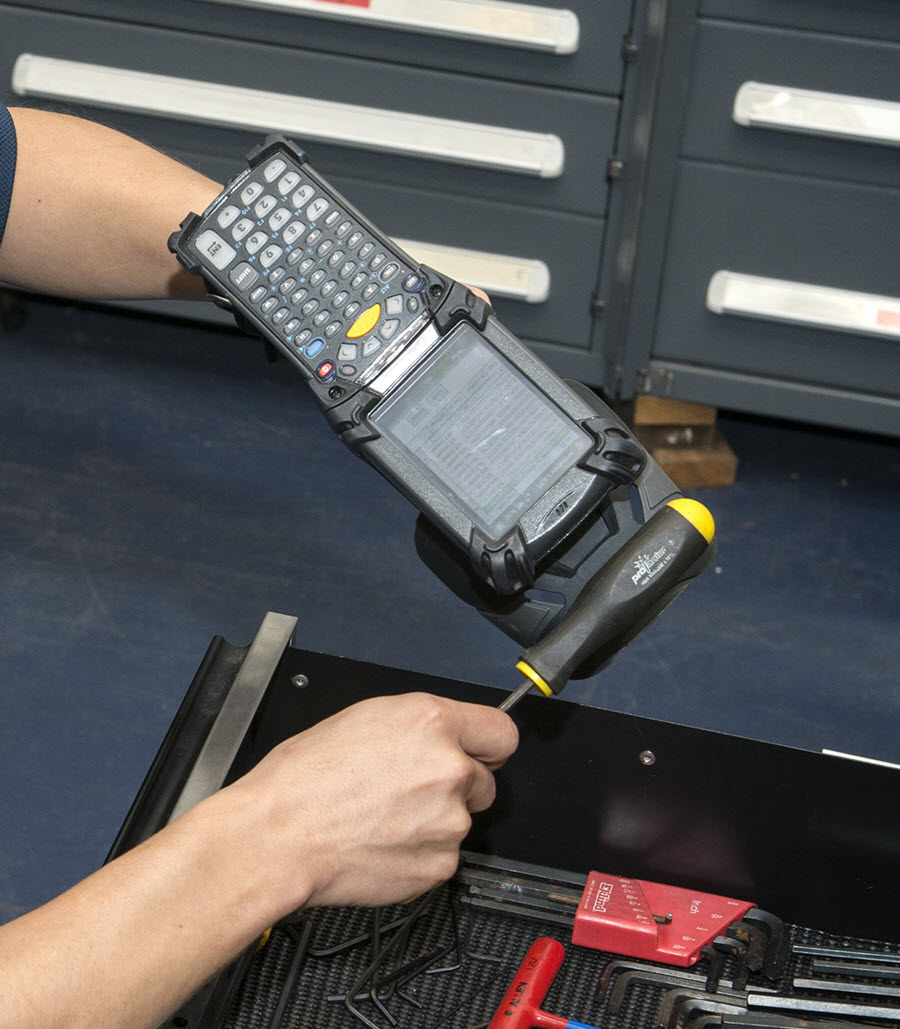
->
[171, 136, 710, 679]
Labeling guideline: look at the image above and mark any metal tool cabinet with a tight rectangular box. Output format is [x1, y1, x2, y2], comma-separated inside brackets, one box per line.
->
[616, 0, 900, 436]
[0, 0, 627, 381]
[1, 0, 898, 433]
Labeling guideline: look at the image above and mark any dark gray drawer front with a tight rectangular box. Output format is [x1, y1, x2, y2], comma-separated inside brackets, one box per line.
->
[652, 163, 900, 395]
[699, 0, 900, 43]
[0, 9, 616, 217]
[2, 0, 630, 95]
[682, 21, 900, 190]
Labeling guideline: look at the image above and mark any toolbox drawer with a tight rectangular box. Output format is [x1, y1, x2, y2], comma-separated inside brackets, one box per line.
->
[0, 6, 613, 357]
[651, 162, 900, 395]
[1, 9, 617, 217]
[699, 0, 900, 43]
[681, 21, 900, 190]
[116, 628, 900, 940]
[2, 0, 629, 96]
[111, 625, 900, 1029]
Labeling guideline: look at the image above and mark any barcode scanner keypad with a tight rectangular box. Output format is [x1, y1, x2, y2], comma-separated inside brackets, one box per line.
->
[189, 151, 428, 386]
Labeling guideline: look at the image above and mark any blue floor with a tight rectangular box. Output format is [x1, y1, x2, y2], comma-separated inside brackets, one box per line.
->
[1, 295, 898, 923]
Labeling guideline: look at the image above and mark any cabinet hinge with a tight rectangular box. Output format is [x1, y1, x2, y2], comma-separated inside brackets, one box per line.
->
[607, 158, 624, 181]
[622, 36, 639, 62]
[590, 294, 606, 317]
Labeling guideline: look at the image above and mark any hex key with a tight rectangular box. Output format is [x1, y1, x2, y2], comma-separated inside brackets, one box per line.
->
[608, 968, 710, 1013]
[269, 918, 314, 1029]
[610, 969, 760, 1016]
[743, 911, 789, 980]
[674, 997, 748, 1029]
[748, 992, 900, 1021]
[656, 987, 746, 1029]
[599, 960, 707, 998]
[702, 945, 725, 993]
[712, 935, 750, 990]
[792, 945, 900, 965]
[792, 977, 900, 999]
[727, 923, 767, 974]
[691, 1017, 725, 1029]
[811, 959, 900, 980]
[722, 1013, 865, 1029]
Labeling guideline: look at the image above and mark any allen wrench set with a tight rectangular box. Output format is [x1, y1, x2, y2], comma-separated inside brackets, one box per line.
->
[222, 856, 900, 1029]
[594, 935, 900, 1029]
[246, 874, 522, 1029]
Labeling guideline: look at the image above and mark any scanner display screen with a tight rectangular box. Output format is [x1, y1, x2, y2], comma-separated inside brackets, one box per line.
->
[370, 323, 591, 540]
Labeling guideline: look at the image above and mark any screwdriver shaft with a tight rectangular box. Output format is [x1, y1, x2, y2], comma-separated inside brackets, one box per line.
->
[498, 680, 534, 712]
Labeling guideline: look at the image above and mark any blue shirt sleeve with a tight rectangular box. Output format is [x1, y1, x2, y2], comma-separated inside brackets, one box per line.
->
[0, 104, 18, 248]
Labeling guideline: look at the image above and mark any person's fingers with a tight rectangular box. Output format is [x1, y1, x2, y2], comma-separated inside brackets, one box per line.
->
[464, 283, 491, 305]
[449, 699, 519, 771]
[463, 756, 498, 814]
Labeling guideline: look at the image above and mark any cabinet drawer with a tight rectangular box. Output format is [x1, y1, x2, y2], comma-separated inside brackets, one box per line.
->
[1, 9, 616, 216]
[699, 0, 900, 43]
[652, 163, 900, 395]
[682, 21, 900, 190]
[2, 0, 631, 96]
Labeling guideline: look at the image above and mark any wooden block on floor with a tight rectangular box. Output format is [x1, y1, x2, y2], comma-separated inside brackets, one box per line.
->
[635, 424, 738, 488]
[633, 395, 718, 426]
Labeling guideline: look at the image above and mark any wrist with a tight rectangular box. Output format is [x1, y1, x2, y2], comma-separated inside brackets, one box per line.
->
[187, 775, 318, 931]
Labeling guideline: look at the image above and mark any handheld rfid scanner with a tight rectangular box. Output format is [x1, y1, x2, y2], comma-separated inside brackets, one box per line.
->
[171, 136, 715, 686]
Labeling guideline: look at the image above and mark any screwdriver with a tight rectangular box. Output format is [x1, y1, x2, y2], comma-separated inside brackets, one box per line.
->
[498, 498, 715, 712]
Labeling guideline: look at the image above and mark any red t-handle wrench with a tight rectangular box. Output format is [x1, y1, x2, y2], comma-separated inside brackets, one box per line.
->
[488, 937, 601, 1029]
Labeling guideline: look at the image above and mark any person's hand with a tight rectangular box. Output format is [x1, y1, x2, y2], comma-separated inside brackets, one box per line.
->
[222, 692, 518, 913]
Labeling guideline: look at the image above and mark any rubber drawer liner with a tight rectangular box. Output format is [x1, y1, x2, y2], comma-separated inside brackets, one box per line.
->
[222, 873, 900, 1029]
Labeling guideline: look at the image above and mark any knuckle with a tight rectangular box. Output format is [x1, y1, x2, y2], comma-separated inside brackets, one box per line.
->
[437, 750, 474, 793]
[469, 773, 497, 814]
[429, 850, 463, 886]
[451, 810, 473, 843]
[400, 692, 451, 732]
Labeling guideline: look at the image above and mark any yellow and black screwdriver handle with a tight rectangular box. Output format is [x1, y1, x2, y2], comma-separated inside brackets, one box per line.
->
[502, 499, 715, 710]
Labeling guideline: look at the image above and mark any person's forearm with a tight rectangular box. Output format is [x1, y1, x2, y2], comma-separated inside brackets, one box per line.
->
[0, 107, 221, 301]
[0, 790, 295, 1029]
[0, 693, 517, 1029]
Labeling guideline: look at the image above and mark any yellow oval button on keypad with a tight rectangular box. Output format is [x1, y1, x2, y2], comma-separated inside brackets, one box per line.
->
[346, 303, 381, 338]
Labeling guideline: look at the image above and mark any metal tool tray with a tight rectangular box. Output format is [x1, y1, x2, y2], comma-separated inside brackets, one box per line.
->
[107, 613, 900, 1028]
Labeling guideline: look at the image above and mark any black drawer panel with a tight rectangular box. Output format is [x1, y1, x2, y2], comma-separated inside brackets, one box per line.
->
[2, 0, 631, 95]
[682, 21, 900, 190]
[700, 0, 900, 43]
[652, 162, 900, 395]
[0, 8, 616, 217]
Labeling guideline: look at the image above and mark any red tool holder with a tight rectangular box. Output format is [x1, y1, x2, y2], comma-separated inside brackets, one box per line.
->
[572, 872, 755, 966]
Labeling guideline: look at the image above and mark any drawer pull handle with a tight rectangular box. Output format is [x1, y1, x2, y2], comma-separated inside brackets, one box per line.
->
[707, 271, 900, 340]
[197, 0, 580, 54]
[11, 54, 565, 178]
[394, 238, 550, 303]
[733, 82, 900, 148]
